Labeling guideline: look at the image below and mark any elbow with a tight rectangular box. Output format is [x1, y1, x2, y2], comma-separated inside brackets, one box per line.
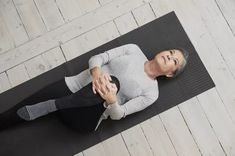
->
[108, 102, 125, 120]
[88, 56, 99, 70]
[88, 56, 95, 65]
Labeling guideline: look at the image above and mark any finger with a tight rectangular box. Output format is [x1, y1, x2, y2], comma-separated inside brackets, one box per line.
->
[99, 76, 104, 84]
[95, 80, 100, 88]
[111, 83, 116, 88]
[92, 84, 96, 94]
[104, 73, 111, 81]
[101, 85, 108, 95]
[97, 89, 103, 96]
[103, 74, 109, 82]
[106, 84, 111, 92]
[102, 76, 107, 84]
[102, 88, 108, 95]
[108, 75, 112, 81]
[111, 83, 117, 90]
[106, 73, 113, 83]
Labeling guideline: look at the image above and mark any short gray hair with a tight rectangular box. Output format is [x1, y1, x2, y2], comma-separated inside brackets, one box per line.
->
[172, 47, 189, 77]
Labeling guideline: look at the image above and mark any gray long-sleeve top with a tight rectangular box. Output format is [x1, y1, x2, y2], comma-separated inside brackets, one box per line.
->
[65, 44, 159, 130]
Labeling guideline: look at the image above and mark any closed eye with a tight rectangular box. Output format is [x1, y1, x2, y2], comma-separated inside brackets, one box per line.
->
[174, 59, 177, 65]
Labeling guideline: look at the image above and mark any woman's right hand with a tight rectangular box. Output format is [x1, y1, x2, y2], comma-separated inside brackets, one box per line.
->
[91, 67, 112, 94]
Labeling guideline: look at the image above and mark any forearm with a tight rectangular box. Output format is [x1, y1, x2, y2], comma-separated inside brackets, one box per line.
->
[88, 44, 139, 71]
[107, 95, 157, 120]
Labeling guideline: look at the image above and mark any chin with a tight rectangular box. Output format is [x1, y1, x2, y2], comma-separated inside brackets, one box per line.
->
[155, 57, 164, 67]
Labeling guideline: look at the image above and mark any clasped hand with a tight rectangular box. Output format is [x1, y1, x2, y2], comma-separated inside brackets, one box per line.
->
[92, 73, 118, 105]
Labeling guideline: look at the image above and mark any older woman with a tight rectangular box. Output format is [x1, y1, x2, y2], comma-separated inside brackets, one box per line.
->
[0, 44, 188, 132]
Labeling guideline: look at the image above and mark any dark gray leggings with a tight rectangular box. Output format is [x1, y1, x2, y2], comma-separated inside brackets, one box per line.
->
[0, 76, 120, 132]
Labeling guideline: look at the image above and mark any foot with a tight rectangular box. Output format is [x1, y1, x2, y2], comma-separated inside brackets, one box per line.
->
[17, 106, 31, 121]
[16, 100, 57, 121]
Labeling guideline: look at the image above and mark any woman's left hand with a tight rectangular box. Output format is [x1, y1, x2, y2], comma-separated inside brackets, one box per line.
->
[95, 79, 118, 105]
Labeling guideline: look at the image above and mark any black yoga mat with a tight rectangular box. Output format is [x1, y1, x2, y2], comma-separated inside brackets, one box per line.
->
[0, 11, 215, 156]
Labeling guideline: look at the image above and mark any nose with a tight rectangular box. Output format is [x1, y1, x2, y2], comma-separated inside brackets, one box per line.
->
[167, 55, 174, 60]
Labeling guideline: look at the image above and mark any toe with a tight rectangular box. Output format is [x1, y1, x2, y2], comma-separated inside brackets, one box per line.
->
[17, 107, 31, 121]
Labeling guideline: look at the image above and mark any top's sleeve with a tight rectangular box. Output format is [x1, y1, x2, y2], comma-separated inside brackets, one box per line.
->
[88, 44, 141, 71]
[105, 89, 159, 120]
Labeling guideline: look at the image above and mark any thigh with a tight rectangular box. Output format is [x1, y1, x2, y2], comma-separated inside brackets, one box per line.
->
[55, 82, 104, 109]
[55, 75, 120, 109]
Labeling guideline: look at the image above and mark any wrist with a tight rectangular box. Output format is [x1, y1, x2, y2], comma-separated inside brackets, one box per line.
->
[91, 67, 102, 77]
[106, 99, 116, 105]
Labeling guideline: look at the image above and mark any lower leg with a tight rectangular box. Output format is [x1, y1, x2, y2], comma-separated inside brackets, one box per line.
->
[16, 78, 72, 121]
[17, 99, 57, 121]
[0, 78, 72, 130]
[57, 75, 121, 132]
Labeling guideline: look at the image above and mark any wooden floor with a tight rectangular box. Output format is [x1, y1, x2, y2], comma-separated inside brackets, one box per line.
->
[1, 0, 235, 155]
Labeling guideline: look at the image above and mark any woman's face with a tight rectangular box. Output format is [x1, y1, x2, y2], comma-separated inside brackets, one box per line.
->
[154, 49, 185, 77]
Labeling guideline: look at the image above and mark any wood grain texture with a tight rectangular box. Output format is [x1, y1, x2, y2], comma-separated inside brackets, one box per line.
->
[0, 0, 147, 73]
[160, 107, 201, 156]
[179, 98, 225, 156]
[6, 63, 29, 87]
[0, 72, 11, 93]
[13, 0, 46, 39]
[132, 4, 156, 26]
[114, 12, 138, 35]
[122, 125, 154, 156]
[34, 0, 64, 30]
[141, 116, 178, 156]
[0, 14, 14, 54]
[0, 0, 28, 47]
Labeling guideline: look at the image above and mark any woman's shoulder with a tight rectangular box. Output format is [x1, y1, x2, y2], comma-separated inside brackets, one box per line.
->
[123, 43, 140, 48]
[141, 80, 159, 100]
[123, 44, 142, 52]
[124, 44, 147, 59]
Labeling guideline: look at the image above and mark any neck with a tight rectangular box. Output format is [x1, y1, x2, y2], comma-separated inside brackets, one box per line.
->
[144, 60, 162, 80]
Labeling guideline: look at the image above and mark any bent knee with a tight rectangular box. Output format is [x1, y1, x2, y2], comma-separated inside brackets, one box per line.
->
[110, 75, 120, 93]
